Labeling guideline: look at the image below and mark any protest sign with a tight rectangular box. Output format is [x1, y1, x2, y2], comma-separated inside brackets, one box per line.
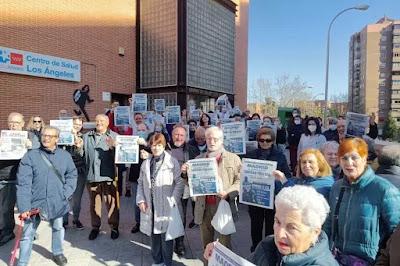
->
[115, 135, 139, 164]
[187, 158, 219, 197]
[50, 119, 74, 145]
[190, 110, 201, 121]
[345, 112, 369, 137]
[221, 122, 246, 154]
[209, 242, 255, 266]
[165, 106, 181, 124]
[154, 99, 165, 112]
[0, 130, 28, 160]
[114, 106, 131, 126]
[131, 93, 147, 113]
[208, 112, 219, 126]
[246, 120, 261, 141]
[240, 158, 276, 209]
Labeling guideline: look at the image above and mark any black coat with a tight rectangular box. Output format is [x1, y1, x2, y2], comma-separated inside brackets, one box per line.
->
[376, 164, 400, 190]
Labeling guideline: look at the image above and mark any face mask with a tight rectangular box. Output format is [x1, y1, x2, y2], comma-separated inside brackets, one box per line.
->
[329, 125, 337, 131]
[308, 125, 317, 132]
[294, 119, 301, 125]
[198, 144, 207, 152]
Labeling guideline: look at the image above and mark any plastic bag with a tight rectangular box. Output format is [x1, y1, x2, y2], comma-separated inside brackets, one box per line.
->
[165, 198, 185, 241]
[211, 199, 236, 235]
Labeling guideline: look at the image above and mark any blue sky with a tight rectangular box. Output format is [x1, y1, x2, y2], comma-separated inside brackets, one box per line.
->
[248, 0, 400, 100]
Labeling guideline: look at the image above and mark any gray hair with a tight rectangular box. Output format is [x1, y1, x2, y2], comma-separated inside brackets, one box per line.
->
[275, 185, 330, 229]
[205, 126, 223, 140]
[321, 141, 339, 153]
[378, 144, 400, 167]
[41, 126, 60, 137]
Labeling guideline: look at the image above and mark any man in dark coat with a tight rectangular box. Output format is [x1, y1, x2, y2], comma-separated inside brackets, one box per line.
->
[376, 144, 400, 189]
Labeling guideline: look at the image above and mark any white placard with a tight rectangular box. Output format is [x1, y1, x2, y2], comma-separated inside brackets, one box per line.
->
[187, 158, 219, 197]
[131, 93, 147, 113]
[165, 106, 181, 124]
[0, 130, 28, 160]
[0, 46, 80, 82]
[209, 242, 255, 266]
[246, 120, 261, 141]
[114, 106, 131, 126]
[50, 119, 74, 145]
[221, 122, 246, 155]
[345, 112, 370, 137]
[240, 158, 276, 209]
[102, 92, 111, 102]
[115, 136, 139, 164]
[154, 99, 166, 112]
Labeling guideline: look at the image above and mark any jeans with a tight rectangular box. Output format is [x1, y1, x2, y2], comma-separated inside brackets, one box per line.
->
[132, 181, 140, 224]
[151, 233, 173, 266]
[63, 168, 86, 223]
[18, 216, 64, 266]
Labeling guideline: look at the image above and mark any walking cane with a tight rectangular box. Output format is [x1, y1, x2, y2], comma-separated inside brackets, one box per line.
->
[9, 209, 40, 266]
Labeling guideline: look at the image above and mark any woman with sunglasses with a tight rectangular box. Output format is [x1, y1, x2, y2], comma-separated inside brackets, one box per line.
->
[244, 127, 292, 252]
[26, 116, 45, 149]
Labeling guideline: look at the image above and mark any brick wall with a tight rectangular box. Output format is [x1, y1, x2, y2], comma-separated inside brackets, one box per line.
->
[0, 0, 136, 127]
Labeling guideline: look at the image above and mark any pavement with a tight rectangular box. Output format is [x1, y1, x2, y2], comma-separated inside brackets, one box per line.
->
[0, 189, 253, 266]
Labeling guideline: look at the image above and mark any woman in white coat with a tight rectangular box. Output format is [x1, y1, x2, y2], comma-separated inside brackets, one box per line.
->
[136, 133, 184, 266]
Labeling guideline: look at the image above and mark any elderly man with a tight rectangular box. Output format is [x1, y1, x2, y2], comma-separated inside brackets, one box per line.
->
[78, 114, 119, 240]
[0, 112, 32, 246]
[323, 117, 339, 142]
[17, 126, 77, 266]
[167, 125, 199, 256]
[189, 126, 207, 154]
[182, 126, 241, 250]
[376, 144, 400, 189]
[321, 141, 341, 180]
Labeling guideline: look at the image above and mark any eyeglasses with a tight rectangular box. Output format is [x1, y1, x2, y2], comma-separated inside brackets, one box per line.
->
[258, 138, 273, 143]
[33, 120, 42, 123]
[42, 134, 57, 139]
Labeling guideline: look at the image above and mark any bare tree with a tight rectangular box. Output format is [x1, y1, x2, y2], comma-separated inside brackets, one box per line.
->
[330, 93, 348, 103]
[275, 75, 312, 107]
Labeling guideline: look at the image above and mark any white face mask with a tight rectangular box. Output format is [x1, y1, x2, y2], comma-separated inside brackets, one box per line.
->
[198, 144, 207, 152]
[308, 125, 317, 132]
[329, 125, 337, 131]
[294, 119, 301, 125]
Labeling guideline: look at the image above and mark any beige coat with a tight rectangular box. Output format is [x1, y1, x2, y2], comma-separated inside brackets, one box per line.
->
[193, 151, 241, 225]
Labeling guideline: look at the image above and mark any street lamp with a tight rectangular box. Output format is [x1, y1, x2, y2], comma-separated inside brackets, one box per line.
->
[323, 4, 369, 124]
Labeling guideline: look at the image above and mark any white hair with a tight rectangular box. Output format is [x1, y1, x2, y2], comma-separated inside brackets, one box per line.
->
[205, 126, 223, 140]
[321, 141, 339, 153]
[275, 185, 330, 229]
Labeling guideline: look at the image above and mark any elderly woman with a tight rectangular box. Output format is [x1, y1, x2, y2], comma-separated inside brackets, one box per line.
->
[274, 148, 334, 199]
[26, 116, 45, 149]
[204, 185, 339, 265]
[136, 133, 184, 266]
[321, 141, 341, 180]
[375, 144, 400, 189]
[324, 138, 400, 265]
[244, 127, 291, 252]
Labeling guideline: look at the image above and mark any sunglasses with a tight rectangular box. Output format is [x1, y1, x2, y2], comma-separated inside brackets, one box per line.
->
[33, 120, 42, 123]
[258, 138, 273, 143]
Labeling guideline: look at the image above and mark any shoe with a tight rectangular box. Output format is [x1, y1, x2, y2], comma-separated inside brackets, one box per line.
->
[125, 189, 131, 197]
[174, 237, 186, 257]
[73, 220, 84, 230]
[131, 224, 140, 234]
[111, 229, 119, 240]
[188, 220, 197, 228]
[52, 254, 68, 266]
[0, 233, 15, 246]
[88, 229, 99, 240]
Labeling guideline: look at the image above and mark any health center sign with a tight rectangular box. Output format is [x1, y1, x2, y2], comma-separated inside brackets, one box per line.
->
[0, 46, 80, 82]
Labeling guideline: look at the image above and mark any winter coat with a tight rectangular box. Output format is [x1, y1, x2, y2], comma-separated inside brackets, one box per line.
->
[193, 151, 241, 225]
[375, 224, 400, 266]
[375, 164, 400, 190]
[297, 134, 326, 160]
[324, 167, 400, 264]
[323, 129, 339, 143]
[16, 147, 77, 220]
[286, 175, 334, 200]
[248, 231, 339, 266]
[136, 152, 184, 235]
[287, 123, 303, 146]
[80, 129, 118, 183]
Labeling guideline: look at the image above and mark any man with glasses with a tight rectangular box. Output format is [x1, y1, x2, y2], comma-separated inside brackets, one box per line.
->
[0, 112, 32, 246]
[16, 126, 77, 266]
[181, 126, 242, 251]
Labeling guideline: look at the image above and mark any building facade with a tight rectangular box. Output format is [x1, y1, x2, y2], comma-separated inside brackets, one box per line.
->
[0, 0, 136, 127]
[137, 0, 240, 112]
[348, 17, 400, 126]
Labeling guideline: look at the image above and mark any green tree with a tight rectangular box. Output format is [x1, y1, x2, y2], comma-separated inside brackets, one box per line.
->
[382, 114, 399, 140]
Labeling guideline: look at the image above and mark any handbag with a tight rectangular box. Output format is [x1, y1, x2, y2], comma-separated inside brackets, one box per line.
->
[211, 199, 236, 235]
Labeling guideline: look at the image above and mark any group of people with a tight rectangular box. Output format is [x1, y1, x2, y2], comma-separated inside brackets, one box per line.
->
[0, 104, 399, 266]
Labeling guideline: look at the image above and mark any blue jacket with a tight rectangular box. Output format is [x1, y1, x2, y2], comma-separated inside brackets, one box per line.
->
[248, 231, 339, 265]
[324, 167, 400, 263]
[16, 147, 77, 220]
[286, 176, 334, 200]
